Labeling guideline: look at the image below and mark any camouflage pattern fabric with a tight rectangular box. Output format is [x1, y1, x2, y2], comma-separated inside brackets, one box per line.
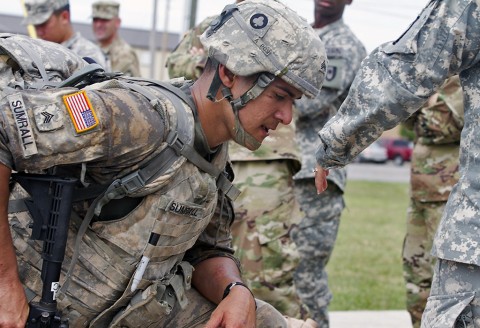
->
[403, 200, 447, 327]
[23, 0, 70, 25]
[102, 36, 141, 77]
[314, 1, 480, 325]
[0, 33, 87, 93]
[401, 76, 463, 327]
[200, 0, 326, 99]
[229, 124, 307, 319]
[292, 18, 366, 327]
[2, 77, 259, 327]
[422, 259, 478, 327]
[92, 0, 119, 19]
[167, 5, 311, 320]
[63, 32, 109, 71]
[159, 288, 293, 327]
[22, 0, 108, 70]
[291, 182, 344, 327]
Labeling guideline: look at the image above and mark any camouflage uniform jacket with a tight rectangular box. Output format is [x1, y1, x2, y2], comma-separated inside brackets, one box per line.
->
[229, 123, 300, 169]
[1, 77, 237, 308]
[102, 36, 141, 77]
[316, 0, 480, 266]
[166, 16, 214, 80]
[63, 32, 109, 71]
[294, 19, 366, 191]
[404, 75, 463, 202]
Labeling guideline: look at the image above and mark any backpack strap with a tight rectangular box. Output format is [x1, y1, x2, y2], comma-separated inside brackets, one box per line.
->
[56, 63, 107, 88]
[15, 41, 50, 89]
[100, 79, 240, 204]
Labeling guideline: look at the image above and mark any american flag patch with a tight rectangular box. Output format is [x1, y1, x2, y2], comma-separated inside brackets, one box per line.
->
[63, 90, 99, 133]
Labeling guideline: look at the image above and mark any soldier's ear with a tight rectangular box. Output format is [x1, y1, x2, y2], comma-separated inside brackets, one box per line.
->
[218, 64, 235, 88]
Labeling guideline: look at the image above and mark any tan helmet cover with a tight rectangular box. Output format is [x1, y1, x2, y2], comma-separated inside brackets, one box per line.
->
[200, 0, 327, 98]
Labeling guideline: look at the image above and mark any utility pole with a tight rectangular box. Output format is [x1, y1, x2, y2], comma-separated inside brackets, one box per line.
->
[149, 0, 158, 79]
[159, 0, 171, 79]
[189, 0, 198, 29]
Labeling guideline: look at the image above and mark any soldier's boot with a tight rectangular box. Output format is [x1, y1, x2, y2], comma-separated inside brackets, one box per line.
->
[285, 316, 319, 328]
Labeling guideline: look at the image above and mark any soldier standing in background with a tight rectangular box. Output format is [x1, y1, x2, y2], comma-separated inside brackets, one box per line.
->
[402, 76, 464, 327]
[292, 0, 366, 326]
[166, 0, 314, 324]
[0, 1, 327, 326]
[166, 16, 213, 81]
[91, 0, 141, 77]
[314, 1, 480, 325]
[228, 126, 309, 320]
[23, 0, 108, 70]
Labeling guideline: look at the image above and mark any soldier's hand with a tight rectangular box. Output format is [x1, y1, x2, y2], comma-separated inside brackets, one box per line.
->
[0, 275, 29, 328]
[189, 46, 205, 57]
[204, 285, 256, 328]
[314, 165, 329, 194]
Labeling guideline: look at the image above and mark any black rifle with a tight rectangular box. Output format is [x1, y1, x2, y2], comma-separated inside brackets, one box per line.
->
[12, 173, 77, 328]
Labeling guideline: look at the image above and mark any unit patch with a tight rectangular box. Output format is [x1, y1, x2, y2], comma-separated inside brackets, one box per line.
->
[7, 93, 38, 157]
[322, 58, 346, 90]
[63, 90, 99, 133]
[250, 13, 268, 29]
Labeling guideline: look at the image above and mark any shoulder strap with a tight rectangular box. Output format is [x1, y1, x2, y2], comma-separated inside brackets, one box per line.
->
[97, 79, 240, 204]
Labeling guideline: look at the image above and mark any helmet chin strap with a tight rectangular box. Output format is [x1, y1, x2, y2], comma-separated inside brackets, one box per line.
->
[220, 84, 261, 150]
[232, 107, 262, 150]
[207, 64, 275, 150]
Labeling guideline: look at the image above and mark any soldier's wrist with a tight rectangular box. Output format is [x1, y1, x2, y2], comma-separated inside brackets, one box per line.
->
[222, 281, 257, 309]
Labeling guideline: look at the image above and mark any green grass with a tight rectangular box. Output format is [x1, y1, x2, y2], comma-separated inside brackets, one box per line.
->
[326, 180, 409, 311]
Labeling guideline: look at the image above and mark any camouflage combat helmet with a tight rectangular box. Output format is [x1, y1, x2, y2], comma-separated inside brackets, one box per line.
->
[23, 0, 69, 26]
[200, 0, 327, 99]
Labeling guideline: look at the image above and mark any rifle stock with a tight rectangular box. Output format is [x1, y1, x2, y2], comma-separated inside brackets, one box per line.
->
[12, 173, 77, 328]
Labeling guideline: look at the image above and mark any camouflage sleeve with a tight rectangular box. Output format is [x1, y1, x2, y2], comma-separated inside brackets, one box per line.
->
[166, 16, 215, 80]
[414, 75, 464, 145]
[316, 0, 479, 169]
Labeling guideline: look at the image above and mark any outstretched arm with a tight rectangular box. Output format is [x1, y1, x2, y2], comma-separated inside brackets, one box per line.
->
[0, 163, 29, 327]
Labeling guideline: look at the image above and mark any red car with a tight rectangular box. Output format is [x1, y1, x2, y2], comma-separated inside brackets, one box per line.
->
[377, 138, 413, 166]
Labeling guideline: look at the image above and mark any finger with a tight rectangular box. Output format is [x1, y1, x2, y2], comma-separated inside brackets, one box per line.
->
[314, 168, 328, 194]
[204, 312, 222, 328]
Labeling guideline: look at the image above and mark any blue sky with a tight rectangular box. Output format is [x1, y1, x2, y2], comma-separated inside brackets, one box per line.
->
[5, 0, 428, 52]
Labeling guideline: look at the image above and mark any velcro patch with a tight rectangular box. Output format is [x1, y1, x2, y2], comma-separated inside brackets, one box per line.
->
[63, 90, 99, 133]
[323, 58, 346, 90]
[7, 93, 38, 157]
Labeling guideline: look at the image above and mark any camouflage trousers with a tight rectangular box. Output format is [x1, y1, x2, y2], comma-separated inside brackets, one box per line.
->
[9, 195, 290, 327]
[402, 199, 446, 328]
[291, 180, 345, 328]
[231, 160, 308, 319]
[421, 259, 480, 328]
